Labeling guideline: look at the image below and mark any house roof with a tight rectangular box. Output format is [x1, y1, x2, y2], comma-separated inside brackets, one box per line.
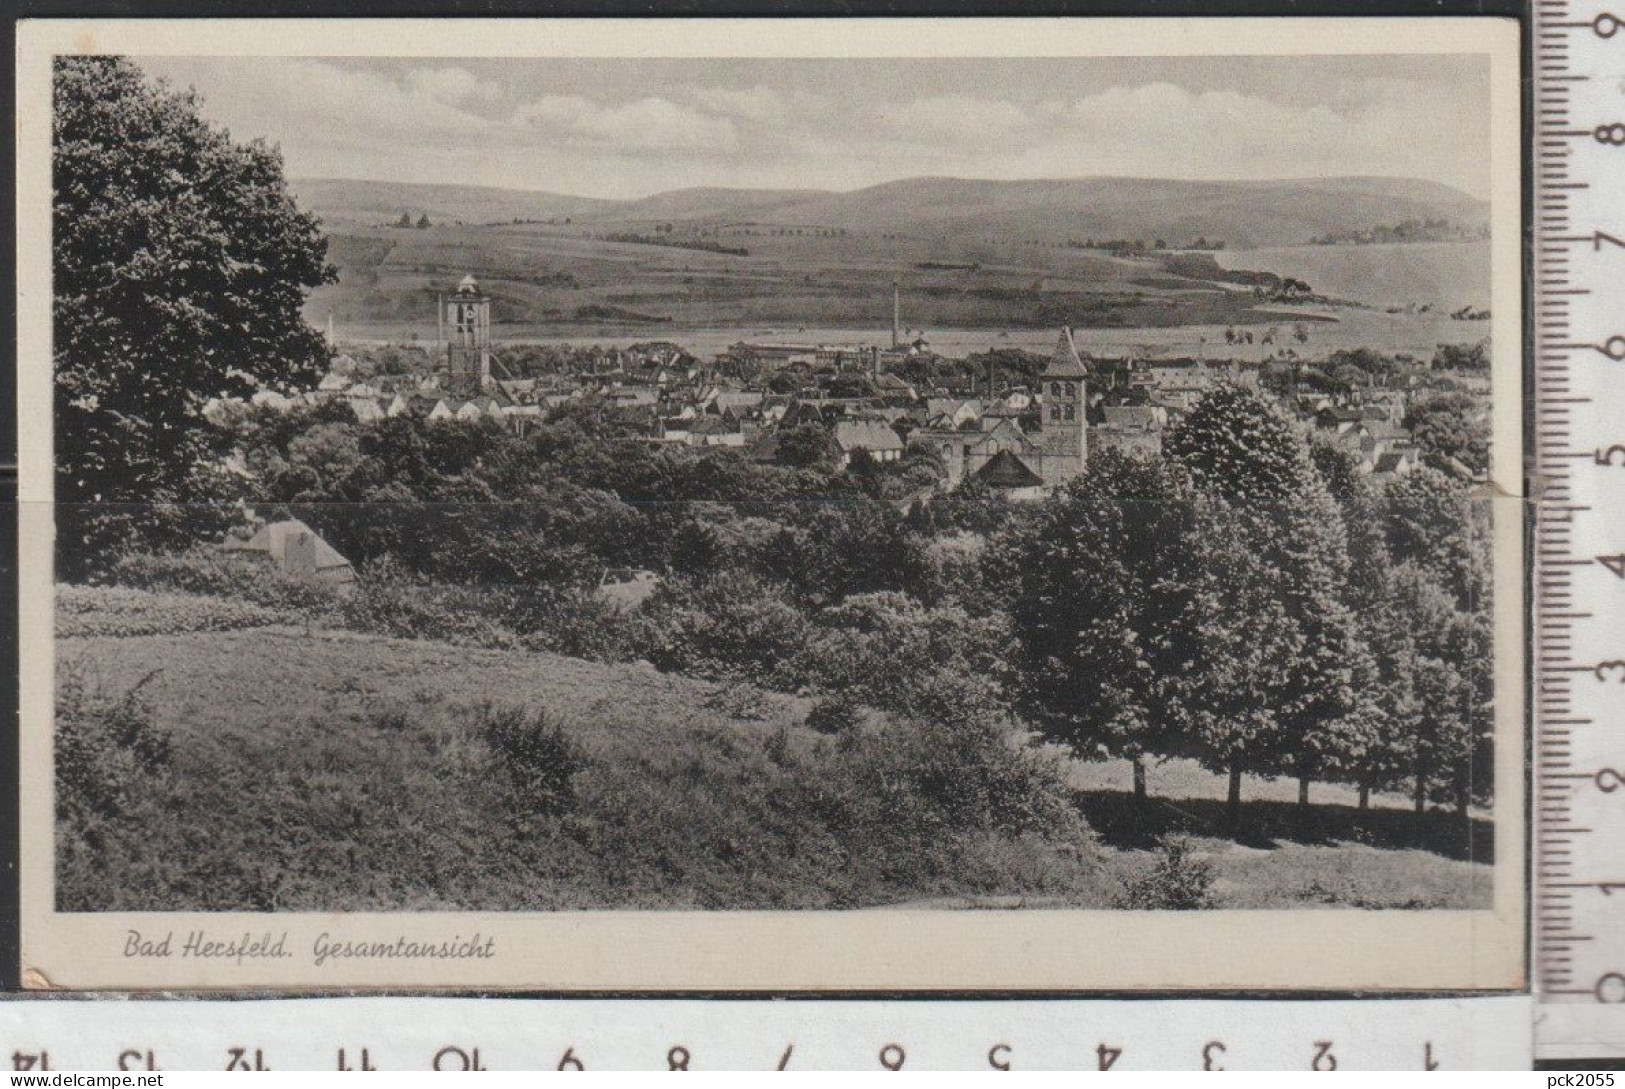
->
[974, 449, 1045, 489]
[835, 419, 903, 453]
[1372, 451, 1409, 474]
[222, 518, 354, 575]
[1103, 405, 1164, 430]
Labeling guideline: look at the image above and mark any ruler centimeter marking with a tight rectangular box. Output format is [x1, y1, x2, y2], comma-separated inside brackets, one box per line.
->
[1534, 0, 1625, 1059]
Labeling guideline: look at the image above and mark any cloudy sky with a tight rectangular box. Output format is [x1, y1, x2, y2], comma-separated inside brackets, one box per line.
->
[139, 55, 1491, 200]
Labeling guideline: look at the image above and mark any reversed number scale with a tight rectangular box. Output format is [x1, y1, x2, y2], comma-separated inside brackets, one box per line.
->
[1534, 0, 1625, 1062]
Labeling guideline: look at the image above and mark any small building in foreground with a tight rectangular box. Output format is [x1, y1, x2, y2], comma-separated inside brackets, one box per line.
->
[221, 518, 357, 584]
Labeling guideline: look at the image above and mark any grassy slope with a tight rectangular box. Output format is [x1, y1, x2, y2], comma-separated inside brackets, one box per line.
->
[308, 220, 1326, 333]
[301, 173, 1489, 335]
[56, 591, 1490, 912]
[298, 175, 1488, 248]
[57, 609, 1114, 912]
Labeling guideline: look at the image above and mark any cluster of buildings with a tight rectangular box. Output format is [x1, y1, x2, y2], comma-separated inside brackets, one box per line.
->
[239, 274, 1471, 502]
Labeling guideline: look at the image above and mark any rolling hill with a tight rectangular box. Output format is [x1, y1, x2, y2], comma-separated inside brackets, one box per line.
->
[296, 174, 1488, 249]
[295, 173, 1491, 337]
[290, 177, 615, 228]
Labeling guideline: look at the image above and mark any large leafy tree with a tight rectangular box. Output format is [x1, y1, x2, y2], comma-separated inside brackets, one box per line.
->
[1312, 441, 1418, 808]
[53, 56, 333, 576]
[1166, 386, 1361, 811]
[1000, 449, 1198, 801]
[1406, 392, 1489, 476]
[1160, 499, 1302, 827]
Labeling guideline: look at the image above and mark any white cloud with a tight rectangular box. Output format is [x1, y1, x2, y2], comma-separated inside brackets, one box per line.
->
[139, 57, 1489, 200]
[688, 84, 791, 124]
[403, 66, 502, 107]
[888, 95, 1033, 142]
[146, 57, 497, 154]
[515, 94, 738, 152]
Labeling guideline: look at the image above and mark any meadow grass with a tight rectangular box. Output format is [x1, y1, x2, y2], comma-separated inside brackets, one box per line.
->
[54, 585, 1492, 912]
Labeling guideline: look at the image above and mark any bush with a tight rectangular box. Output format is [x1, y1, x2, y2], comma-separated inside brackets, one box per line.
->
[105, 547, 342, 616]
[635, 572, 813, 687]
[1117, 834, 1216, 910]
[56, 585, 285, 638]
[338, 579, 518, 649]
[565, 711, 1107, 909]
[56, 665, 171, 837]
[805, 693, 863, 736]
[853, 715, 1086, 840]
[797, 593, 1011, 721]
[507, 587, 640, 663]
[475, 702, 585, 817]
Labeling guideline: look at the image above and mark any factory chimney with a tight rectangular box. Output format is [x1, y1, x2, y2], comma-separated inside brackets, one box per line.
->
[891, 279, 900, 349]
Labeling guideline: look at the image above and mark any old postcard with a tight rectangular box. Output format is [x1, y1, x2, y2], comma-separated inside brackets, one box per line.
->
[15, 16, 1524, 991]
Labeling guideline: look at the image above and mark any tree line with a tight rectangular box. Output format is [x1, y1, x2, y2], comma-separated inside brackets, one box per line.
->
[998, 386, 1490, 830]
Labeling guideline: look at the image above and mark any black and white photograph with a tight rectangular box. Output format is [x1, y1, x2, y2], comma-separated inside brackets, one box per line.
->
[16, 17, 1524, 991]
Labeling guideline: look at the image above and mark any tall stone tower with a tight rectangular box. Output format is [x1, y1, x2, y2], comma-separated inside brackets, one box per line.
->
[1039, 326, 1088, 486]
[445, 274, 491, 392]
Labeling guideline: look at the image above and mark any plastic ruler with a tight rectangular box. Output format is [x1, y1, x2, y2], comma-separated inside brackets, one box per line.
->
[1533, 0, 1625, 1063]
[0, 997, 1533, 1071]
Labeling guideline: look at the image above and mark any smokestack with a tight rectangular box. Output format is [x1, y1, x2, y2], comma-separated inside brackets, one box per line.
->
[326, 310, 335, 345]
[891, 279, 900, 349]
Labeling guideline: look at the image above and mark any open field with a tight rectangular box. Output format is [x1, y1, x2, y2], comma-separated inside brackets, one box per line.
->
[55, 587, 1491, 913]
[308, 215, 1491, 364]
[309, 221, 1304, 334]
[1218, 241, 1490, 313]
[298, 173, 1491, 345]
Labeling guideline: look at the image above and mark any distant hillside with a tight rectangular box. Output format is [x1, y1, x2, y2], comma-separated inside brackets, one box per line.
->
[296, 174, 1488, 249]
[291, 178, 614, 228]
[606, 186, 829, 223]
[747, 176, 1488, 249]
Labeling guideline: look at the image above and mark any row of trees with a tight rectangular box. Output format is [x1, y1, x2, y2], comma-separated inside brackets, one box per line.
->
[1000, 388, 1490, 828]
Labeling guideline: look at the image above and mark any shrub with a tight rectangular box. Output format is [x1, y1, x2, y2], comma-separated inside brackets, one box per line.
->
[56, 585, 285, 638]
[635, 571, 812, 687]
[797, 593, 1011, 721]
[338, 580, 517, 648]
[507, 587, 640, 663]
[805, 693, 863, 736]
[475, 702, 585, 816]
[565, 712, 1108, 909]
[56, 665, 171, 836]
[1117, 834, 1217, 910]
[106, 547, 341, 616]
[703, 683, 775, 722]
[853, 715, 1087, 840]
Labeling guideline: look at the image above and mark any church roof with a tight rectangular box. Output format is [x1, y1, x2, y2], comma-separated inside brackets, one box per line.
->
[1044, 327, 1089, 379]
[973, 449, 1045, 489]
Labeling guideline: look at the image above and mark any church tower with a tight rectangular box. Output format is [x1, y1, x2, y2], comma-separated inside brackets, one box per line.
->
[1039, 326, 1088, 486]
[445, 274, 491, 392]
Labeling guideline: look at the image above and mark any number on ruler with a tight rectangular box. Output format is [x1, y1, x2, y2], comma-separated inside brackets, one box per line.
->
[1592, 231, 1625, 250]
[1592, 661, 1625, 681]
[1596, 768, 1624, 792]
[1596, 336, 1625, 360]
[1596, 12, 1622, 37]
[1595, 446, 1625, 465]
[1598, 555, 1625, 578]
[1597, 123, 1625, 146]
